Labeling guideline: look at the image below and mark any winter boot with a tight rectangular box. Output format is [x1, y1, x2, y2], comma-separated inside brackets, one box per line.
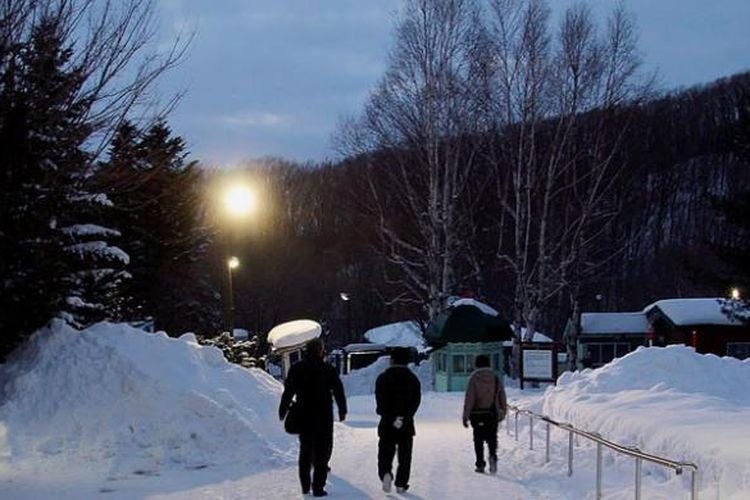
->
[489, 456, 497, 474]
[396, 486, 409, 493]
[382, 473, 393, 493]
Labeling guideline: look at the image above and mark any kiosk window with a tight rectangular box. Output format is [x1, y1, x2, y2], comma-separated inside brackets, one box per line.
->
[452, 354, 466, 373]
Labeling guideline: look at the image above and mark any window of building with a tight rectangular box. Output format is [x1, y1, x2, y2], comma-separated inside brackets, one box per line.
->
[492, 353, 501, 371]
[727, 342, 750, 360]
[435, 353, 445, 371]
[585, 342, 632, 367]
[452, 354, 466, 373]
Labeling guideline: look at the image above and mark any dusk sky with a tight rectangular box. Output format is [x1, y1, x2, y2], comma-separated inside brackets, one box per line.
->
[156, 0, 750, 165]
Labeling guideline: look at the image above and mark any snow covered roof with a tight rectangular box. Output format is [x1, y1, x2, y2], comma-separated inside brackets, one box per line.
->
[644, 298, 742, 326]
[364, 321, 426, 351]
[581, 312, 649, 334]
[502, 330, 553, 346]
[450, 298, 499, 316]
[343, 343, 387, 353]
[267, 320, 321, 350]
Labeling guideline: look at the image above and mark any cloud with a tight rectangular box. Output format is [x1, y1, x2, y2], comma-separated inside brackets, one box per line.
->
[218, 111, 292, 128]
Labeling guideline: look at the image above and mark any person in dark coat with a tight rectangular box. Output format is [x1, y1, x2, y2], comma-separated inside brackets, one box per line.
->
[279, 339, 347, 497]
[462, 354, 507, 474]
[375, 347, 421, 493]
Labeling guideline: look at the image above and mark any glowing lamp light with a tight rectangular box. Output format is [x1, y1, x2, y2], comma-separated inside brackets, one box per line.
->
[340, 292, 350, 302]
[224, 184, 257, 217]
[731, 287, 741, 300]
[228, 256, 240, 270]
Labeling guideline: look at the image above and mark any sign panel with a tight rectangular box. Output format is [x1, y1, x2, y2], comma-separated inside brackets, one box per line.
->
[522, 349, 553, 379]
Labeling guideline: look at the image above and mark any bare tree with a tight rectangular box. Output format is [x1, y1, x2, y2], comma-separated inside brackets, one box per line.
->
[338, 0, 489, 320]
[481, 0, 653, 373]
[0, 0, 188, 158]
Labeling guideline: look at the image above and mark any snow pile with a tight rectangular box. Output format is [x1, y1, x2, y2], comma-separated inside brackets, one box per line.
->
[342, 357, 433, 397]
[363, 321, 427, 351]
[267, 319, 321, 350]
[543, 345, 750, 498]
[0, 321, 293, 477]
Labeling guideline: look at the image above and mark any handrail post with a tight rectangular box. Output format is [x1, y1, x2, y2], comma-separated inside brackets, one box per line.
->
[596, 442, 603, 499]
[567, 429, 574, 477]
[506, 410, 511, 435]
[691, 468, 698, 500]
[545, 421, 550, 463]
[529, 414, 534, 450]
[635, 457, 642, 500]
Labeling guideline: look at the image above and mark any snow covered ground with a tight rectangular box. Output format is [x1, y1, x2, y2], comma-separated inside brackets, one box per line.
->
[1, 322, 748, 499]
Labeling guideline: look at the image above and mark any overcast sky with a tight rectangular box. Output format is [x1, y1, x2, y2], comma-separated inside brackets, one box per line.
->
[155, 0, 750, 165]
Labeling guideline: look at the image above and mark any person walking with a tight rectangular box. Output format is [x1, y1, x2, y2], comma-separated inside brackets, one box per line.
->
[279, 338, 347, 497]
[375, 347, 421, 493]
[462, 354, 507, 474]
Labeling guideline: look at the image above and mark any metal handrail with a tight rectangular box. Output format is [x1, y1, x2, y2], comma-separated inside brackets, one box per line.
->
[506, 404, 699, 500]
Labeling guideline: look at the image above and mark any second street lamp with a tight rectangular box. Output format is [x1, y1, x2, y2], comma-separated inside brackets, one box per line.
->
[227, 256, 240, 334]
[340, 292, 352, 344]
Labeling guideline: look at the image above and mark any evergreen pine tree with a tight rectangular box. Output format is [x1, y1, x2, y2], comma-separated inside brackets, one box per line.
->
[0, 17, 127, 356]
[98, 120, 221, 335]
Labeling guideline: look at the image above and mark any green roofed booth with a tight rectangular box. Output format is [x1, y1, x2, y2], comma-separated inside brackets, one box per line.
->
[426, 298, 513, 392]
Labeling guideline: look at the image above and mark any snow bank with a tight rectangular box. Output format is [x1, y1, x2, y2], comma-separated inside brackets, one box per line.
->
[0, 321, 293, 477]
[363, 321, 427, 351]
[543, 345, 750, 498]
[342, 357, 433, 397]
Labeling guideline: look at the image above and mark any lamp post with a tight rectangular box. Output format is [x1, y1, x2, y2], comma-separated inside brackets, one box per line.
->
[220, 180, 257, 334]
[340, 292, 351, 344]
[227, 256, 240, 333]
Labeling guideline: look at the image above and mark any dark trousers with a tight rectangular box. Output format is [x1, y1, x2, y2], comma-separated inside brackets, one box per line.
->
[378, 430, 414, 488]
[299, 429, 333, 493]
[472, 421, 498, 468]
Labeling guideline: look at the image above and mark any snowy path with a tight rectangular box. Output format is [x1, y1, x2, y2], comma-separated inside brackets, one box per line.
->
[154, 392, 541, 500]
[2, 391, 692, 499]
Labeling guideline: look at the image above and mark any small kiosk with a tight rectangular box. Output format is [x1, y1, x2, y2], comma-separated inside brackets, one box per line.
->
[426, 299, 513, 392]
[267, 319, 322, 379]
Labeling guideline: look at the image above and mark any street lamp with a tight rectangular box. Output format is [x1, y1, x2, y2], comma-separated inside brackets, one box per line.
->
[224, 183, 257, 218]
[226, 256, 240, 334]
[219, 181, 257, 334]
[340, 292, 352, 344]
[731, 287, 741, 301]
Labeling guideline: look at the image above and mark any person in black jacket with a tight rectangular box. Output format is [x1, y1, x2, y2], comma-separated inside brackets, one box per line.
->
[279, 339, 347, 497]
[375, 347, 421, 494]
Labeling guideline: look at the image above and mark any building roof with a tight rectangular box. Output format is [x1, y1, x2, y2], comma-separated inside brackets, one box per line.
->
[644, 298, 742, 327]
[426, 304, 513, 345]
[581, 312, 649, 334]
[364, 321, 426, 351]
[449, 298, 499, 316]
[342, 343, 387, 353]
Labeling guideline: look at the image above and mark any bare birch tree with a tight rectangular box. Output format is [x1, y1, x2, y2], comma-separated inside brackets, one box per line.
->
[338, 0, 488, 320]
[481, 0, 653, 372]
